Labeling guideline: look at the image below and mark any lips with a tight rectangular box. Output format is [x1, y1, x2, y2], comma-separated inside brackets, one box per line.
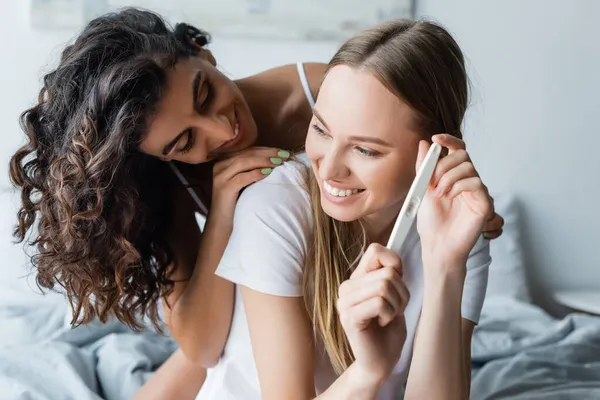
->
[212, 110, 243, 154]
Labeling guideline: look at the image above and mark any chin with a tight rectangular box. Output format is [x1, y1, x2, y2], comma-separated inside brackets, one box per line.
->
[320, 200, 362, 223]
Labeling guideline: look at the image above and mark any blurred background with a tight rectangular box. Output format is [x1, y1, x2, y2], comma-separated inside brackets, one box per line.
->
[0, 1, 599, 398]
[2, 0, 598, 313]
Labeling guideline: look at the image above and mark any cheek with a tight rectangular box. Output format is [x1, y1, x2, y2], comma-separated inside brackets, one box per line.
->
[305, 133, 321, 163]
[367, 158, 415, 203]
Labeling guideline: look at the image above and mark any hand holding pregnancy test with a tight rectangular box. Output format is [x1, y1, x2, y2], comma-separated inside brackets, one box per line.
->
[386, 142, 442, 253]
[413, 134, 494, 266]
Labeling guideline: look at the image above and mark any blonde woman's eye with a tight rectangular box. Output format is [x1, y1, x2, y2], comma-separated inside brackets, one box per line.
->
[355, 146, 379, 158]
[312, 124, 330, 138]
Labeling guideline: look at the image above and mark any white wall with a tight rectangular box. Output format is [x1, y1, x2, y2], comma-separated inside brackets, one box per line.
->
[416, 0, 600, 301]
[1, 1, 598, 301]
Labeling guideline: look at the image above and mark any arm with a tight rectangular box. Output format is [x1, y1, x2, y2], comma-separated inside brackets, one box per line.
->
[406, 134, 492, 400]
[161, 188, 234, 367]
[462, 319, 475, 393]
[164, 217, 235, 366]
[404, 266, 468, 400]
[163, 148, 288, 366]
[133, 349, 206, 400]
[241, 288, 384, 400]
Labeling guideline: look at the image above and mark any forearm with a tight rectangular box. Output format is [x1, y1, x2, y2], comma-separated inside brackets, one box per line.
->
[316, 363, 382, 400]
[405, 260, 467, 400]
[167, 215, 235, 366]
[133, 349, 206, 400]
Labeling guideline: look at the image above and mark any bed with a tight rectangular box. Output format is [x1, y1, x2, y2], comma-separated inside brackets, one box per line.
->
[0, 193, 599, 399]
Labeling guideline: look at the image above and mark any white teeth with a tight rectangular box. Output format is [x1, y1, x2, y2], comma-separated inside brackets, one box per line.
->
[233, 122, 239, 138]
[323, 181, 361, 197]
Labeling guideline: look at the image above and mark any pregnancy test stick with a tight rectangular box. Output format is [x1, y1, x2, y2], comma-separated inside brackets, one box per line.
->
[386, 143, 442, 253]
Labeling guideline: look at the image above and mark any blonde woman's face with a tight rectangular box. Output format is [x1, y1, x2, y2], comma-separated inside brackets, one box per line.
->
[305, 65, 423, 224]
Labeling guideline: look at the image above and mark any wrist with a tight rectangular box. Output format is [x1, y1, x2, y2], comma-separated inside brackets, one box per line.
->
[205, 209, 234, 233]
[421, 258, 466, 303]
[422, 252, 467, 277]
[346, 362, 385, 395]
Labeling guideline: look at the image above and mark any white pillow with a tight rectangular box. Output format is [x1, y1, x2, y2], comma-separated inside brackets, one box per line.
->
[485, 194, 531, 303]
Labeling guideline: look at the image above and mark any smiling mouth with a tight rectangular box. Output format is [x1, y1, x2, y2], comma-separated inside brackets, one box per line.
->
[212, 111, 242, 155]
[323, 181, 365, 197]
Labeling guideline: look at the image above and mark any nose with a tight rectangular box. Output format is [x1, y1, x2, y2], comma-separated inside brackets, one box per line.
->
[191, 111, 235, 152]
[318, 146, 351, 182]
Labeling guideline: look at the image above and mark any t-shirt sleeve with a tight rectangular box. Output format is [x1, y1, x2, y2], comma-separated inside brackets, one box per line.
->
[215, 163, 312, 297]
[461, 235, 491, 324]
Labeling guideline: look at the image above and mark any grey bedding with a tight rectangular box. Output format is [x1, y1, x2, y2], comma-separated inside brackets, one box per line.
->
[1, 290, 599, 399]
[471, 297, 600, 399]
[0, 290, 176, 400]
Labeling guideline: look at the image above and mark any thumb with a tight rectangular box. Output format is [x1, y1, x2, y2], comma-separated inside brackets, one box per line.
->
[415, 140, 430, 173]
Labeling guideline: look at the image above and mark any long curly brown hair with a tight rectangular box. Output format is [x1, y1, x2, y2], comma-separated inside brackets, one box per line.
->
[8, 8, 210, 330]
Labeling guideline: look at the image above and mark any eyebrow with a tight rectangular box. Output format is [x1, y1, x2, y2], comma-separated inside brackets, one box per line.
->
[312, 108, 393, 147]
[161, 70, 204, 156]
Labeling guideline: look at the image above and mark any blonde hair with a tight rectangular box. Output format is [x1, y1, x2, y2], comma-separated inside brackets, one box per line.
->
[302, 19, 468, 374]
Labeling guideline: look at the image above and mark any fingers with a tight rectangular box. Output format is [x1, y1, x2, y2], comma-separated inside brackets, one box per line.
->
[229, 168, 272, 189]
[445, 176, 486, 199]
[482, 213, 505, 240]
[346, 297, 396, 329]
[444, 177, 492, 219]
[484, 213, 505, 230]
[213, 147, 289, 176]
[432, 134, 466, 153]
[351, 243, 403, 279]
[483, 229, 503, 240]
[341, 246, 410, 328]
[339, 267, 410, 313]
[430, 149, 470, 188]
[415, 140, 430, 173]
[339, 287, 410, 328]
[338, 274, 410, 329]
[434, 161, 478, 198]
[212, 147, 291, 197]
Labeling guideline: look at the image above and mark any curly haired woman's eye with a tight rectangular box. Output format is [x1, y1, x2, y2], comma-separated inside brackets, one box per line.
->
[179, 130, 194, 153]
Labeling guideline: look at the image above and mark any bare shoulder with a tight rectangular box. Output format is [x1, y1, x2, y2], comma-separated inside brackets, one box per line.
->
[248, 62, 326, 99]
[301, 62, 328, 98]
[239, 63, 327, 150]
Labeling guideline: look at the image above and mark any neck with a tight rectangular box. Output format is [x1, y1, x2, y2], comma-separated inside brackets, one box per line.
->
[236, 77, 286, 148]
[235, 75, 308, 152]
[361, 199, 405, 245]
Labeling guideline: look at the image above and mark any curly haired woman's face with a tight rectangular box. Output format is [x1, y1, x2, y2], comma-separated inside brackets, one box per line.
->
[140, 55, 258, 164]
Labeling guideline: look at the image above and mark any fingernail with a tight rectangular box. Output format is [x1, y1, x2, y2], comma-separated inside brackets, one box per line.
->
[261, 168, 272, 175]
[270, 157, 283, 165]
[277, 150, 290, 159]
[483, 232, 491, 240]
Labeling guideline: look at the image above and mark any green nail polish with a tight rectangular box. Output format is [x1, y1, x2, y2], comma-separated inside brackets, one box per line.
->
[270, 157, 283, 165]
[277, 150, 290, 159]
[261, 168, 273, 175]
[483, 232, 490, 240]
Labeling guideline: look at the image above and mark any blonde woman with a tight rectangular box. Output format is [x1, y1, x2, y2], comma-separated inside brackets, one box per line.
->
[194, 19, 492, 400]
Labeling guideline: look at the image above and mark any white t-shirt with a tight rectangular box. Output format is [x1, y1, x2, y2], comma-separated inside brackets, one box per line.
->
[196, 154, 490, 400]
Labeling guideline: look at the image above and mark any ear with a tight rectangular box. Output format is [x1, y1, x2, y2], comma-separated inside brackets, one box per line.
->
[200, 49, 217, 66]
[415, 140, 430, 173]
[189, 42, 217, 66]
